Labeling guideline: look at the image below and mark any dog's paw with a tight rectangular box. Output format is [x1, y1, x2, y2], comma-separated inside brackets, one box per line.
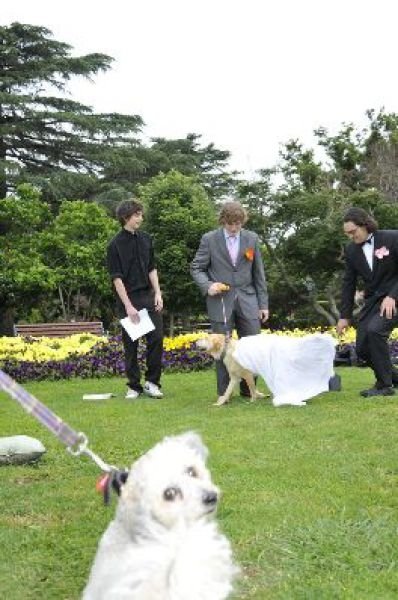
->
[255, 390, 265, 398]
[213, 396, 229, 407]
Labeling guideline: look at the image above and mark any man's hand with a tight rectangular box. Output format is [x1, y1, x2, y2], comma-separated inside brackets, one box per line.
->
[208, 282, 223, 296]
[380, 296, 397, 319]
[336, 318, 349, 336]
[154, 292, 163, 312]
[126, 304, 140, 324]
[259, 309, 269, 323]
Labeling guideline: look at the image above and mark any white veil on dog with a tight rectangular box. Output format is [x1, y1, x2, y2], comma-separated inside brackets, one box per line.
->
[233, 333, 336, 406]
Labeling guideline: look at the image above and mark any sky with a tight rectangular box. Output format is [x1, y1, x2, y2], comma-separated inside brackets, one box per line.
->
[3, 0, 398, 176]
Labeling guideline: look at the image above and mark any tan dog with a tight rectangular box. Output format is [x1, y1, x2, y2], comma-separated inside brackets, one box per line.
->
[196, 334, 265, 406]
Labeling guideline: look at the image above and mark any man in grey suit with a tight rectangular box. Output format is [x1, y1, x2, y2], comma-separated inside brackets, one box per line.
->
[191, 201, 269, 398]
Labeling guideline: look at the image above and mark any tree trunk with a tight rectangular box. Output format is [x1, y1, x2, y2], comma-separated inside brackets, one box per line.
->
[0, 305, 15, 336]
[75, 288, 81, 316]
[0, 178, 6, 202]
[65, 290, 72, 320]
[169, 312, 175, 337]
[181, 313, 191, 332]
[58, 286, 67, 320]
[310, 299, 337, 325]
[0, 133, 8, 200]
[265, 242, 339, 326]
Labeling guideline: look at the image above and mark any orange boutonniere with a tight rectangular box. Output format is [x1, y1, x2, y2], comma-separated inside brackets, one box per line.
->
[244, 247, 255, 261]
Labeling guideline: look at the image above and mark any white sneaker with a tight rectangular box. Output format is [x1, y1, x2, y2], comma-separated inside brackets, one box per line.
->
[143, 381, 163, 398]
[125, 388, 140, 400]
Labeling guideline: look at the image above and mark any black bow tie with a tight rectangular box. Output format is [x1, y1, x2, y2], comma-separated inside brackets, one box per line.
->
[361, 236, 373, 246]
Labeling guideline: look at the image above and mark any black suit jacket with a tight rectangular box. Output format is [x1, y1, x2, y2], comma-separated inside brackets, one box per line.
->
[340, 230, 398, 320]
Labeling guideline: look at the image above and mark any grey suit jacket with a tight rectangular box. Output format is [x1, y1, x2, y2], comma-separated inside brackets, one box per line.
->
[190, 227, 268, 321]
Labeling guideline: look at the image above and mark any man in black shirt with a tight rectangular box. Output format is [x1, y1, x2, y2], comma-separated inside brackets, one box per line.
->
[107, 200, 164, 399]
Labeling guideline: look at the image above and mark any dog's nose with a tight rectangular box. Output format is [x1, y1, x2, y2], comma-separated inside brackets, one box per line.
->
[202, 490, 218, 506]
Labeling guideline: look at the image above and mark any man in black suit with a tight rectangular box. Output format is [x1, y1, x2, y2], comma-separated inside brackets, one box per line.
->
[337, 207, 398, 397]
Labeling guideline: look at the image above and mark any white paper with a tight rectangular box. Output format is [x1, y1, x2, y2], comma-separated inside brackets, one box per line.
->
[82, 393, 115, 401]
[120, 309, 155, 341]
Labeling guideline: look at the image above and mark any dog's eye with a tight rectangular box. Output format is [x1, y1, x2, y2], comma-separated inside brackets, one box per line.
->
[186, 466, 198, 478]
[163, 487, 180, 501]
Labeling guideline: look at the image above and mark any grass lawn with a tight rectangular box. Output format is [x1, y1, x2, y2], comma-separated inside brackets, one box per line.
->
[0, 366, 397, 599]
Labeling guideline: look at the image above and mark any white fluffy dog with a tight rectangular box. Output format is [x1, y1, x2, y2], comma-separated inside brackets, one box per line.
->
[83, 432, 238, 599]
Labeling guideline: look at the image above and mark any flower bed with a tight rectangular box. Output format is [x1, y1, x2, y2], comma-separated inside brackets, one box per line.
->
[0, 332, 213, 382]
[1, 327, 398, 383]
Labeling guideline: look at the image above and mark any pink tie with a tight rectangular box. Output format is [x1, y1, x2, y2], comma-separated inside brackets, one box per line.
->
[227, 235, 238, 265]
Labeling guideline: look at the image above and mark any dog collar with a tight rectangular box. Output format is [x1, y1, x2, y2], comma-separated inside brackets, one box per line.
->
[96, 468, 129, 504]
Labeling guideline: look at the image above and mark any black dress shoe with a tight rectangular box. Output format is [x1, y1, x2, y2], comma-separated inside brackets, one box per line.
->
[360, 386, 395, 398]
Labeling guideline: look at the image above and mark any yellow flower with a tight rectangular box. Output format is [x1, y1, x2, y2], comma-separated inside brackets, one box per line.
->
[0, 333, 105, 362]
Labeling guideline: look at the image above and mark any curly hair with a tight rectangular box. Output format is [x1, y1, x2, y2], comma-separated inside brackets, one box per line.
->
[343, 207, 378, 233]
[218, 201, 248, 226]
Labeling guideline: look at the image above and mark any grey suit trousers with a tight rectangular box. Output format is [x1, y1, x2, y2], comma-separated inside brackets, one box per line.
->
[211, 299, 261, 396]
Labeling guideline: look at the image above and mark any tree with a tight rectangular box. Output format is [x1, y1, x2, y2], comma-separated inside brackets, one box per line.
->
[237, 167, 347, 326]
[38, 200, 118, 321]
[362, 109, 398, 201]
[97, 133, 237, 211]
[0, 23, 143, 200]
[236, 120, 398, 328]
[279, 140, 328, 192]
[139, 170, 217, 332]
[314, 108, 398, 200]
[314, 123, 365, 190]
[147, 134, 237, 200]
[0, 184, 56, 334]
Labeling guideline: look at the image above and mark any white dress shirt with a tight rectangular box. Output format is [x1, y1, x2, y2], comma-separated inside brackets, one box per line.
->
[362, 235, 374, 270]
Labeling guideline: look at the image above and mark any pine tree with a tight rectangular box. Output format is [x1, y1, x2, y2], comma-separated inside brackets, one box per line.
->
[0, 23, 143, 199]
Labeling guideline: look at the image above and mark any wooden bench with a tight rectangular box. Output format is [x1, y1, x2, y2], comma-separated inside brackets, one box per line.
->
[14, 321, 105, 338]
[188, 321, 211, 332]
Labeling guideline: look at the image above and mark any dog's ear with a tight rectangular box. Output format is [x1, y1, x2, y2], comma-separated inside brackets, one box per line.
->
[111, 469, 129, 496]
[213, 337, 222, 353]
[175, 431, 209, 461]
[212, 334, 226, 354]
